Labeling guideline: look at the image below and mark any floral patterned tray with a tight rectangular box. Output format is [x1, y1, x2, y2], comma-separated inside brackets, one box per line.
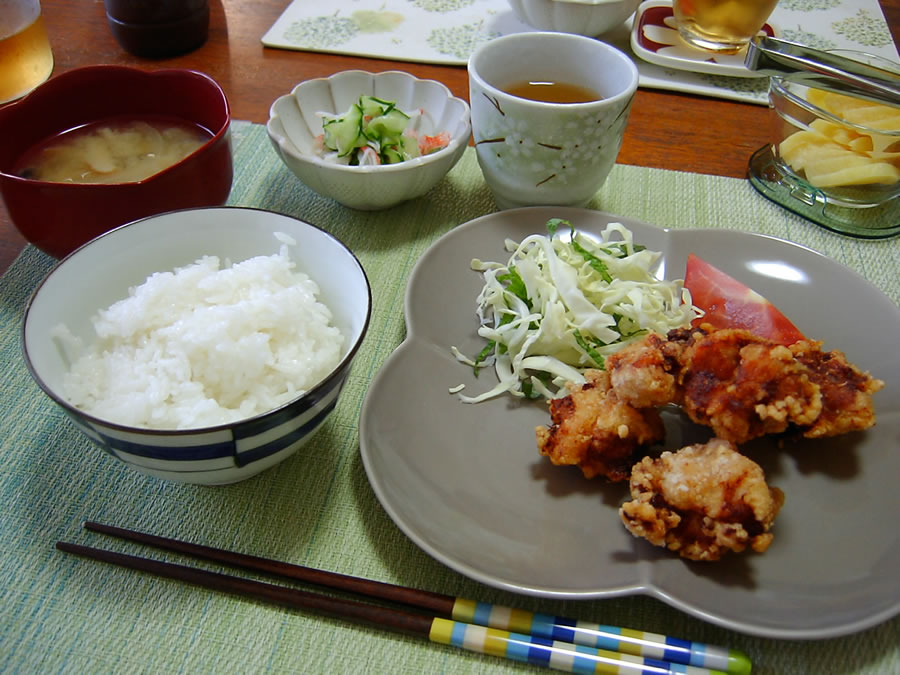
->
[261, 0, 899, 105]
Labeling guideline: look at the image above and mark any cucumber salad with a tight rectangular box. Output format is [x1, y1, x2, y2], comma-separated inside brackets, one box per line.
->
[316, 95, 450, 166]
[451, 219, 700, 403]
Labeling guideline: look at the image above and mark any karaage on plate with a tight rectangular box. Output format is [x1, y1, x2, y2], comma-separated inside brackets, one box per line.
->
[789, 340, 885, 438]
[607, 325, 883, 445]
[536, 370, 664, 481]
[535, 325, 883, 560]
[619, 438, 785, 561]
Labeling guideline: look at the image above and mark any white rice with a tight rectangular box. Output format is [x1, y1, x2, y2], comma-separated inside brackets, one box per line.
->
[59, 241, 344, 430]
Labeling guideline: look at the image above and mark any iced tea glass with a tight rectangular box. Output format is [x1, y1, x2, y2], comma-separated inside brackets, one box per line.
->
[0, 0, 53, 104]
[672, 0, 779, 54]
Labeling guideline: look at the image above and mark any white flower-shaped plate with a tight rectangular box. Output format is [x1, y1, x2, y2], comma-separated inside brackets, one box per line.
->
[359, 206, 900, 639]
[631, 0, 778, 78]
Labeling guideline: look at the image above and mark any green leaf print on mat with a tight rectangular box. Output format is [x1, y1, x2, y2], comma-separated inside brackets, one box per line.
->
[427, 22, 497, 59]
[284, 15, 359, 48]
[354, 10, 405, 32]
[283, 10, 405, 48]
[697, 74, 769, 100]
[832, 9, 895, 48]
[778, 0, 841, 11]
[778, 29, 838, 51]
[412, 0, 476, 11]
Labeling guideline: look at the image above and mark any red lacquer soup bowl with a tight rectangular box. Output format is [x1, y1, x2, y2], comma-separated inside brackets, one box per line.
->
[0, 65, 232, 258]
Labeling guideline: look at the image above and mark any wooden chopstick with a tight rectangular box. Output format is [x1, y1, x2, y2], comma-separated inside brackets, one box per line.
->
[56, 521, 750, 675]
[55, 541, 432, 635]
[80, 521, 749, 674]
[55, 541, 706, 675]
[82, 520, 453, 615]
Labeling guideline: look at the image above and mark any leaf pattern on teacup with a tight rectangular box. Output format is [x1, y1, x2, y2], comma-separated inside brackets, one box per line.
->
[475, 100, 633, 187]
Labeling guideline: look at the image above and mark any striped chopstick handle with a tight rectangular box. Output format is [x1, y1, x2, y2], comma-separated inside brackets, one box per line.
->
[450, 599, 750, 675]
[429, 618, 726, 674]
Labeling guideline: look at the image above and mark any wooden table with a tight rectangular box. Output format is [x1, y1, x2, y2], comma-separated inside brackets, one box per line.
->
[1, 0, 897, 275]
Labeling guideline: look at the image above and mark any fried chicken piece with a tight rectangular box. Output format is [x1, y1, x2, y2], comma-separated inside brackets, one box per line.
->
[539, 325, 883, 483]
[608, 325, 883, 444]
[619, 438, 785, 561]
[677, 328, 822, 444]
[536, 370, 664, 481]
[608, 333, 684, 408]
[790, 340, 885, 438]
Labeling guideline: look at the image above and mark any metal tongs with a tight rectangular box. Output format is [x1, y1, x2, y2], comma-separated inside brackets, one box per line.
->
[745, 36, 900, 107]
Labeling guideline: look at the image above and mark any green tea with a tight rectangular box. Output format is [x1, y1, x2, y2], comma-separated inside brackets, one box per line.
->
[502, 80, 601, 104]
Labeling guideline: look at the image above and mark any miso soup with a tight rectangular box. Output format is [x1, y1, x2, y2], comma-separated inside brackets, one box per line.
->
[15, 115, 212, 183]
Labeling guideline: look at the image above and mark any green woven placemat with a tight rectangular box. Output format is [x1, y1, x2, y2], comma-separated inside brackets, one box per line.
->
[1, 121, 897, 674]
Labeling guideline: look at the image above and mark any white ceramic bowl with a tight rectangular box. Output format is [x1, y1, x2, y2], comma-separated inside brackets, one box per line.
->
[267, 70, 471, 210]
[507, 0, 640, 37]
[23, 207, 371, 485]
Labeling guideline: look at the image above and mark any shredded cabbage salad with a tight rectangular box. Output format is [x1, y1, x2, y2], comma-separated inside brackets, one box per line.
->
[451, 219, 700, 403]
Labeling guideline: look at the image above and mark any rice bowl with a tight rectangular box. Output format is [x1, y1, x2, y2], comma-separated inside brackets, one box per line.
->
[23, 207, 371, 485]
[57, 239, 344, 430]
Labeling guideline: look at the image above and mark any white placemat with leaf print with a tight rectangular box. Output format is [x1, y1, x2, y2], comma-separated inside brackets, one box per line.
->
[261, 0, 898, 105]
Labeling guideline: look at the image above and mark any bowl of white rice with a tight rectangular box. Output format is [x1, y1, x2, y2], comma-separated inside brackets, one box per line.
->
[22, 206, 371, 485]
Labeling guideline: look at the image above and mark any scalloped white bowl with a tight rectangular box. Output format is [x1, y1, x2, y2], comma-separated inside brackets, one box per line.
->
[267, 70, 471, 210]
[507, 0, 640, 37]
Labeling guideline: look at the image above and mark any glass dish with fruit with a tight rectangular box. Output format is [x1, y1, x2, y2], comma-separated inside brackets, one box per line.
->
[749, 68, 900, 238]
[770, 74, 899, 207]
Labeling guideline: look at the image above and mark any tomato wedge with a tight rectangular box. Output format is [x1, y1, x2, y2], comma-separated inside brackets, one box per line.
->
[683, 254, 805, 345]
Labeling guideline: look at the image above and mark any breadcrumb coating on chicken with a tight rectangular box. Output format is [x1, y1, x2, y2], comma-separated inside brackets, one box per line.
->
[536, 370, 665, 481]
[620, 439, 785, 561]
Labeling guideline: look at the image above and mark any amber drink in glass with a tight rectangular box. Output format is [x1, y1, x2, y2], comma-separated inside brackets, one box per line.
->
[673, 0, 779, 53]
[0, 0, 53, 104]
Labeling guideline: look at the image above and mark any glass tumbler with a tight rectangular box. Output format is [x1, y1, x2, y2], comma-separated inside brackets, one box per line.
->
[0, 0, 53, 104]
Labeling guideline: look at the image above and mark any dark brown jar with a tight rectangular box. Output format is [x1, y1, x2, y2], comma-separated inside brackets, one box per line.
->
[104, 0, 209, 58]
